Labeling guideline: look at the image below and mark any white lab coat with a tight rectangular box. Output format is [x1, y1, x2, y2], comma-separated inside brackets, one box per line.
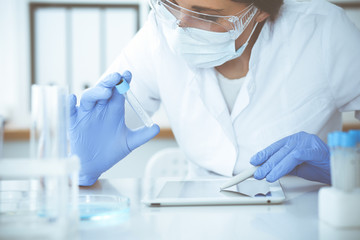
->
[103, 0, 360, 178]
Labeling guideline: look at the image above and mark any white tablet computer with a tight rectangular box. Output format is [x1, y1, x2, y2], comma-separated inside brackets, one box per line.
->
[142, 178, 285, 206]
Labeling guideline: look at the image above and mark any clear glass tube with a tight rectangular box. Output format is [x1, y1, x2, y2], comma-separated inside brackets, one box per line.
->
[30, 85, 69, 159]
[123, 90, 154, 128]
[330, 132, 359, 192]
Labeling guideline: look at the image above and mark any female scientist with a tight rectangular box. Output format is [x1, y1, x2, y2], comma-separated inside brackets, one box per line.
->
[69, 0, 360, 186]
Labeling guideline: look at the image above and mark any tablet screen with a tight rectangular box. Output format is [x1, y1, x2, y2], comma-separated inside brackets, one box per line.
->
[157, 179, 271, 199]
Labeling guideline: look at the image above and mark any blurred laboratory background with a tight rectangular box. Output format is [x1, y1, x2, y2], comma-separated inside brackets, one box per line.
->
[0, 0, 359, 179]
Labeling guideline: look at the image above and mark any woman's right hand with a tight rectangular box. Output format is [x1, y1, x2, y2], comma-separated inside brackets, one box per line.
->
[68, 72, 160, 186]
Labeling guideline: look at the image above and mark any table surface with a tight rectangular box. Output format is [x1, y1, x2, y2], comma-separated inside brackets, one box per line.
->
[78, 176, 360, 240]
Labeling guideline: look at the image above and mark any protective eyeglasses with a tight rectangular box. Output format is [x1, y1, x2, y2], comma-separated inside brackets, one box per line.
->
[150, 0, 257, 39]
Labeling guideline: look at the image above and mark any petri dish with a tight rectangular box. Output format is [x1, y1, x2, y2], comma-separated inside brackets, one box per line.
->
[0, 190, 43, 216]
[78, 195, 130, 222]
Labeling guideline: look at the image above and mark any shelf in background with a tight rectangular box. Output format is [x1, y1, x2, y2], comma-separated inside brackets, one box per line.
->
[3, 127, 174, 141]
[4, 124, 360, 141]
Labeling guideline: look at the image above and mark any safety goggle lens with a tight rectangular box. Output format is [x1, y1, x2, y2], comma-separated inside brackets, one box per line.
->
[150, 0, 257, 37]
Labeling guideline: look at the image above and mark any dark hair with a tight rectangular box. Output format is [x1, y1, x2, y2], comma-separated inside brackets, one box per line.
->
[232, 0, 284, 21]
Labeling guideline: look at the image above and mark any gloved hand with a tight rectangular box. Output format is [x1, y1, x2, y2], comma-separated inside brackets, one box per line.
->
[69, 71, 160, 186]
[250, 131, 331, 184]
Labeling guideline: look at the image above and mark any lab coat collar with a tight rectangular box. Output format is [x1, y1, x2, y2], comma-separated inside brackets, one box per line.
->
[230, 72, 254, 121]
[230, 20, 272, 122]
[189, 68, 238, 150]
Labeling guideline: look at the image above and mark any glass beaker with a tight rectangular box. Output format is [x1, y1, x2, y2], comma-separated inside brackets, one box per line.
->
[0, 84, 79, 239]
[30, 85, 69, 159]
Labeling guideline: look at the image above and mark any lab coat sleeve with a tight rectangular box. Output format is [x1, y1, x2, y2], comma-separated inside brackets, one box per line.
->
[100, 12, 162, 123]
[324, 6, 360, 121]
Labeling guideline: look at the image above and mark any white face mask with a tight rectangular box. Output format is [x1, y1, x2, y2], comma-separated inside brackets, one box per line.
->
[159, 8, 258, 68]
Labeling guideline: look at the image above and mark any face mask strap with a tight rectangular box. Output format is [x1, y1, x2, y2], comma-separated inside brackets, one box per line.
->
[229, 6, 258, 39]
[236, 21, 259, 55]
[246, 21, 259, 43]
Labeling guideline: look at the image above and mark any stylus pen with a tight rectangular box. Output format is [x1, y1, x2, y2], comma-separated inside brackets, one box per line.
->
[220, 166, 260, 190]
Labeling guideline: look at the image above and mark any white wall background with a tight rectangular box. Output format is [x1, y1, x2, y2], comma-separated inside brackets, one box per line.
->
[0, 0, 152, 127]
[0, 0, 29, 127]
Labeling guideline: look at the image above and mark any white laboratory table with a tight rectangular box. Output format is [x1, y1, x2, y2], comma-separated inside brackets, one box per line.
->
[79, 176, 360, 240]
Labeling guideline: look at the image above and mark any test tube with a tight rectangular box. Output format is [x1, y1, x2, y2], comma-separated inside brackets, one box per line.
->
[116, 78, 154, 127]
[328, 131, 341, 189]
[328, 131, 358, 192]
[348, 130, 360, 187]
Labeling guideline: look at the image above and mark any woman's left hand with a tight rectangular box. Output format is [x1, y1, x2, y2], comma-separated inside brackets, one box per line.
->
[250, 131, 331, 184]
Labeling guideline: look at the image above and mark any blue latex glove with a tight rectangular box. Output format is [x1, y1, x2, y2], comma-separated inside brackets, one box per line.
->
[250, 131, 331, 184]
[69, 72, 160, 186]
